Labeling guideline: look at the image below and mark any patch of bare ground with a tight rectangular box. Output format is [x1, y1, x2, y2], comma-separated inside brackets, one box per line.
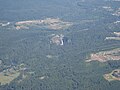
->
[105, 32, 120, 40]
[104, 69, 120, 81]
[50, 34, 64, 45]
[15, 18, 73, 30]
[86, 48, 120, 63]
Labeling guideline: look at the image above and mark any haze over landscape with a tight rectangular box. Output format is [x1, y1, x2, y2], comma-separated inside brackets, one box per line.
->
[0, 0, 120, 90]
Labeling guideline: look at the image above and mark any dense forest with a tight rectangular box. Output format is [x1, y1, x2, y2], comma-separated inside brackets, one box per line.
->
[0, 0, 120, 90]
